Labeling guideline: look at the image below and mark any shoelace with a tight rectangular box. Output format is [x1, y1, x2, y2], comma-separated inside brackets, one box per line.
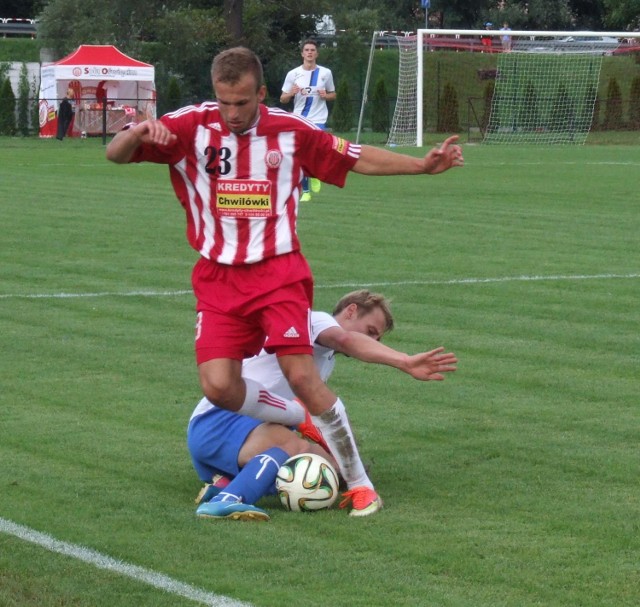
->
[339, 487, 377, 510]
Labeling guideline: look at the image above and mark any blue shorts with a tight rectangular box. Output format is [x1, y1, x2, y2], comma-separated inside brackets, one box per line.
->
[187, 407, 262, 481]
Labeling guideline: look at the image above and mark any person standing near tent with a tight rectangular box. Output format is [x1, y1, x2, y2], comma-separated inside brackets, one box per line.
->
[280, 39, 336, 202]
[56, 88, 74, 140]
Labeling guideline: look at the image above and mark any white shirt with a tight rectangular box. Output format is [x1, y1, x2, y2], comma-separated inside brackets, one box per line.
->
[243, 310, 338, 398]
[281, 64, 335, 125]
[190, 311, 339, 419]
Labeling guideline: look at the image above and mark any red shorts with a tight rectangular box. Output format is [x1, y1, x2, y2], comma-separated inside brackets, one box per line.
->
[192, 251, 314, 364]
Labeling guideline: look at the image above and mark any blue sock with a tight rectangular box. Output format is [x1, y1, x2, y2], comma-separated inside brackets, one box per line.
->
[302, 176, 310, 193]
[212, 447, 289, 505]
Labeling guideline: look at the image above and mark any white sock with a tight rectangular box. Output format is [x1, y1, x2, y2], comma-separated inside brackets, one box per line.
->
[237, 378, 306, 425]
[312, 398, 373, 490]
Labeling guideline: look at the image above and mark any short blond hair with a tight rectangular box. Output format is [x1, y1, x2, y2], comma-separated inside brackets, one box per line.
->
[211, 47, 264, 91]
[332, 290, 394, 333]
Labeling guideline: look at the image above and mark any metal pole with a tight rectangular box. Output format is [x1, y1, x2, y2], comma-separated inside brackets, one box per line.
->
[356, 31, 377, 144]
[102, 99, 107, 145]
[417, 30, 424, 147]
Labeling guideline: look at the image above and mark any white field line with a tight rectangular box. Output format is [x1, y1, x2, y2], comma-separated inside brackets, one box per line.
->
[0, 273, 638, 300]
[0, 517, 253, 607]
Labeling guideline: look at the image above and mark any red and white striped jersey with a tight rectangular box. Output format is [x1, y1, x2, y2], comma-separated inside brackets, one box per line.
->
[130, 103, 361, 265]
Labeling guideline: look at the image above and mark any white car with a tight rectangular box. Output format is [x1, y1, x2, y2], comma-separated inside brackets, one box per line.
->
[558, 35, 619, 47]
[518, 35, 620, 54]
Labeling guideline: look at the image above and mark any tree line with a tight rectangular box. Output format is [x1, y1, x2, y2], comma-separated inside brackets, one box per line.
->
[2, 0, 639, 106]
[2, 0, 640, 136]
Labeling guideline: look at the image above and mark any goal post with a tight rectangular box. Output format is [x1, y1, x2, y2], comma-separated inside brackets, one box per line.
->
[374, 29, 640, 146]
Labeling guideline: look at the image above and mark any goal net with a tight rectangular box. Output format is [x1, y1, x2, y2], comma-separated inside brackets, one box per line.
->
[369, 29, 640, 146]
[386, 35, 420, 146]
[483, 41, 604, 144]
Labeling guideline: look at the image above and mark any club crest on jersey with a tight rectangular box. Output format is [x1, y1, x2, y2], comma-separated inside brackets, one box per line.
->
[265, 149, 283, 169]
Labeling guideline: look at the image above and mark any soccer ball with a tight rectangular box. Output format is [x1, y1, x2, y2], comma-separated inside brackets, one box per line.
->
[276, 453, 339, 512]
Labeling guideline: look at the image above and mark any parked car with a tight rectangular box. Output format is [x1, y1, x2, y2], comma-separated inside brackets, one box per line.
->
[516, 35, 620, 54]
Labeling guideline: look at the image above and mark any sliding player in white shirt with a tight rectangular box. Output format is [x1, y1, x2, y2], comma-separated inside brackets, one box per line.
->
[189, 290, 457, 520]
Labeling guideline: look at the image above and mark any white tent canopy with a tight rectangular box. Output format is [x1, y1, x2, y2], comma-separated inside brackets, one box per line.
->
[39, 44, 155, 137]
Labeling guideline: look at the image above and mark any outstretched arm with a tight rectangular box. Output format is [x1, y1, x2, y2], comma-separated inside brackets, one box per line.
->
[316, 327, 457, 381]
[352, 135, 464, 176]
[105, 119, 177, 164]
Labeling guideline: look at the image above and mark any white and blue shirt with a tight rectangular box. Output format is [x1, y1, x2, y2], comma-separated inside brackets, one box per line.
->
[282, 64, 335, 125]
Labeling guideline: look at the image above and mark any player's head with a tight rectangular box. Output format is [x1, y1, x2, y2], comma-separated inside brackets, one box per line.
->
[212, 47, 264, 90]
[211, 47, 266, 133]
[333, 290, 394, 340]
[300, 39, 319, 62]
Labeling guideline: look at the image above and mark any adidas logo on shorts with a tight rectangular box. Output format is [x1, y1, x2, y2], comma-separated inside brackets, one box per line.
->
[284, 326, 300, 338]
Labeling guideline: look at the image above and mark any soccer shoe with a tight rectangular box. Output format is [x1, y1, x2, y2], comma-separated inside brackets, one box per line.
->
[196, 501, 270, 522]
[310, 178, 322, 193]
[297, 409, 331, 454]
[300, 191, 312, 202]
[194, 473, 232, 505]
[339, 486, 383, 517]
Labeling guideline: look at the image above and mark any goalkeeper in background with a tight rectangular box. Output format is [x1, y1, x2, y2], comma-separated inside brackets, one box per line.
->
[190, 290, 458, 521]
[280, 39, 336, 202]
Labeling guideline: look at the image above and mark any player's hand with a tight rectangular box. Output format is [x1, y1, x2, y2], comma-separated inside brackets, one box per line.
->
[404, 347, 458, 381]
[132, 119, 177, 147]
[423, 135, 464, 174]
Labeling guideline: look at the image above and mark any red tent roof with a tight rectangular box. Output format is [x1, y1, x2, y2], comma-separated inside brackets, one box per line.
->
[55, 45, 153, 68]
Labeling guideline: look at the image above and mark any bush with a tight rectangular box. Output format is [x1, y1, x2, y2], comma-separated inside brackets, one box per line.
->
[482, 80, 494, 132]
[0, 78, 17, 136]
[437, 81, 460, 133]
[331, 77, 353, 132]
[549, 85, 573, 132]
[166, 76, 182, 113]
[31, 76, 39, 135]
[370, 77, 389, 133]
[628, 76, 640, 130]
[519, 81, 539, 131]
[603, 77, 624, 130]
[17, 63, 31, 136]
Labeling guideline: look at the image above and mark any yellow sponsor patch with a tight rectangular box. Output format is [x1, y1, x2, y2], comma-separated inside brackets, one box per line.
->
[332, 136, 348, 155]
[215, 179, 273, 217]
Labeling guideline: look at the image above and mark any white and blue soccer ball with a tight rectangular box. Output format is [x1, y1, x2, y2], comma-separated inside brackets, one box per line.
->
[276, 453, 339, 512]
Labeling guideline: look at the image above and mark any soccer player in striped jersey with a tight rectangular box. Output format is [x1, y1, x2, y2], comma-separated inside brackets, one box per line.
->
[280, 39, 336, 201]
[106, 47, 463, 518]
[190, 290, 458, 520]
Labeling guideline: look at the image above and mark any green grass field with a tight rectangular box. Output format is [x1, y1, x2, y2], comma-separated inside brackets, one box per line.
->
[1, 136, 638, 607]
